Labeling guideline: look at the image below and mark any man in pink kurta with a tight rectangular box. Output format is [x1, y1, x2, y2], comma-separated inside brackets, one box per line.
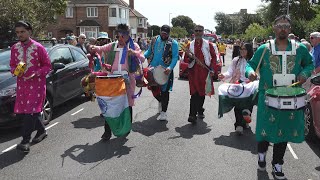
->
[184, 25, 217, 123]
[10, 21, 52, 152]
[93, 24, 145, 140]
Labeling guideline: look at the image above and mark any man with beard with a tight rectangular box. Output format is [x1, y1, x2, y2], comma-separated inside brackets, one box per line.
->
[144, 25, 179, 121]
[246, 15, 314, 179]
[10, 21, 52, 153]
[183, 25, 216, 123]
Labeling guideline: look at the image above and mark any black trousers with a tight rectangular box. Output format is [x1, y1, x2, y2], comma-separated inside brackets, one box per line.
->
[189, 92, 205, 117]
[20, 113, 45, 143]
[220, 55, 225, 64]
[258, 141, 288, 165]
[234, 106, 253, 129]
[155, 91, 170, 112]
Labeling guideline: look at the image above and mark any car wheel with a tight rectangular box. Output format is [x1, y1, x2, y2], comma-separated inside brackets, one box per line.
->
[41, 96, 53, 125]
[305, 103, 316, 141]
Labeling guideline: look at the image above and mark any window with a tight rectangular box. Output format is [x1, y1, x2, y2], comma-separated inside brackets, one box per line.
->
[65, 7, 73, 18]
[71, 48, 87, 62]
[138, 18, 143, 25]
[109, 8, 116, 17]
[119, 8, 125, 18]
[50, 48, 73, 65]
[87, 7, 98, 17]
[80, 27, 99, 38]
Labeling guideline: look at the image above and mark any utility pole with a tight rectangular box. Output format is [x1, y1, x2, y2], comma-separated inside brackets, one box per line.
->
[169, 13, 172, 26]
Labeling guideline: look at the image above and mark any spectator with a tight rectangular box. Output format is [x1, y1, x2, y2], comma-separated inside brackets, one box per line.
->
[310, 32, 320, 73]
[76, 34, 87, 54]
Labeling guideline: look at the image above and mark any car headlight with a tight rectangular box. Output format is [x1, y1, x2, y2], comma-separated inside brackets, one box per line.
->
[0, 88, 16, 97]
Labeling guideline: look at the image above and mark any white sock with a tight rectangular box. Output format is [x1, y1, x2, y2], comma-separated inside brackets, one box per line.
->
[258, 153, 266, 161]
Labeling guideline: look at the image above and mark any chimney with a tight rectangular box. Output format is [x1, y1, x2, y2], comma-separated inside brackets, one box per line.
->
[129, 0, 134, 9]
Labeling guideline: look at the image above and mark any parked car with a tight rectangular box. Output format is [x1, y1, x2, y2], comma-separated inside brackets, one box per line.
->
[179, 43, 222, 80]
[305, 75, 320, 141]
[0, 44, 91, 128]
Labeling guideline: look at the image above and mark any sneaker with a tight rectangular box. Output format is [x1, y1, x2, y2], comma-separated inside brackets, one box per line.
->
[158, 102, 162, 114]
[157, 111, 167, 121]
[32, 131, 47, 143]
[16, 142, 30, 153]
[272, 163, 286, 179]
[188, 115, 197, 123]
[235, 126, 243, 135]
[258, 153, 266, 171]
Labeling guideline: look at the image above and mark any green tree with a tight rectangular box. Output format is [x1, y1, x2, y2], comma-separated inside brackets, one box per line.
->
[147, 25, 161, 37]
[171, 15, 195, 36]
[170, 26, 188, 38]
[243, 23, 272, 41]
[214, 12, 233, 35]
[0, 0, 67, 40]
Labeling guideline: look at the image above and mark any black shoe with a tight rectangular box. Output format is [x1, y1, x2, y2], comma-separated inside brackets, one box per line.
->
[258, 153, 266, 171]
[101, 132, 112, 141]
[16, 142, 30, 153]
[100, 113, 104, 117]
[272, 163, 286, 179]
[197, 113, 205, 119]
[188, 116, 197, 123]
[32, 131, 47, 143]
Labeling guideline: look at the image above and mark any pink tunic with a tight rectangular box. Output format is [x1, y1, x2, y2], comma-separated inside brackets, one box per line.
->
[96, 42, 145, 106]
[10, 39, 52, 114]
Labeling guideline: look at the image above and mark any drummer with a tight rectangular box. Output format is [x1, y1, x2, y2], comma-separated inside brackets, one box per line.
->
[246, 15, 314, 179]
[92, 24, 145, 141]
[183, 24, 216, 124]
[218, 43, 254, 134]
[144, 25, 179, 121]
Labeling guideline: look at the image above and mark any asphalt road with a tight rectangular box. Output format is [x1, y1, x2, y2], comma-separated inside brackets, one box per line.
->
[0, 47, 320, 180]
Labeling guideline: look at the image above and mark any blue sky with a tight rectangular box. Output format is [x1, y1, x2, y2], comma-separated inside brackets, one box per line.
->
[125, 0, 266, 31]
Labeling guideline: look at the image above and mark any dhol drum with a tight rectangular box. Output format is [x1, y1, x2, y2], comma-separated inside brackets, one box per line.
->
[95, 74, 123, 96]
[265, 86, 306, 110]
[144, 66, 169, 86]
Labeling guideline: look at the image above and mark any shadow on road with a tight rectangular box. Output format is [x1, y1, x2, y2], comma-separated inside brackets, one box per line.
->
[61, 137, 133, 167]
[257, 169, 271, 180]
[72, 116, 104, 130]
[306, 140, 320, 172]
[168, 119, 211, 139]
[131, 114, 168, 136]
[0, 127, 21, 144]
[213, 128, 257, 154]
[52, 95, 89, 120]
[0, 149, 26, 170]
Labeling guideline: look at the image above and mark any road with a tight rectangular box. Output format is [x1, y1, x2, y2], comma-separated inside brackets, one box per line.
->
[0, 47, 320, 180]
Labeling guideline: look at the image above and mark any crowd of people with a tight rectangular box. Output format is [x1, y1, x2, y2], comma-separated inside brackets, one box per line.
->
[8, 14, 320, 179]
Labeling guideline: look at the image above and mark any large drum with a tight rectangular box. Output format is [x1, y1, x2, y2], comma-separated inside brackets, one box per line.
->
[144, 66, 169, 86]
[95, 74, 131, 137]
[265, 86, 306, 110]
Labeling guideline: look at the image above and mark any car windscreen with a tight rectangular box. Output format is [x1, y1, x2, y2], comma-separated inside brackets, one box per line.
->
[0, 50, 11, 72]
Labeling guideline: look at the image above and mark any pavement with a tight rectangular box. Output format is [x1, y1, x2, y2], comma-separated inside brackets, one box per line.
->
[0, 47, 320, 180]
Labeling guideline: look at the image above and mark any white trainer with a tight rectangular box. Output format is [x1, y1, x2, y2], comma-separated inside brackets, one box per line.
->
[235, 126, 244, 135]
[158, 102, 162, 114]
[157, 111, 167, 121]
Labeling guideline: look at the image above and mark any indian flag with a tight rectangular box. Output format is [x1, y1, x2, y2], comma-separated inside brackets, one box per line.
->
[218, 81, 259, 118]
[95, 77, 131, 137]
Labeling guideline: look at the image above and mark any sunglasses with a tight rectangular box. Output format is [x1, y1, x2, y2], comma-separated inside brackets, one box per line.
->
[274, 23, 291, 29]
[310, 37, 316, 40]
[194, 30, 203, 32]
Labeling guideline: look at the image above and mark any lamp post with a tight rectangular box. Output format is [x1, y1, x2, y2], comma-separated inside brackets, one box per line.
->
[287, 0, 290, 15]
[169, 13, 172, 26]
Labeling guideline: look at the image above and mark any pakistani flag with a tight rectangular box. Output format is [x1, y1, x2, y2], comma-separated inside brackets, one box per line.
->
[218, 81, 259, 118]
[95, 77, 131, 137]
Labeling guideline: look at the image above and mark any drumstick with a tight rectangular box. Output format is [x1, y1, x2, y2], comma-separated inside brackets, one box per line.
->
[287, 81, 301, 87]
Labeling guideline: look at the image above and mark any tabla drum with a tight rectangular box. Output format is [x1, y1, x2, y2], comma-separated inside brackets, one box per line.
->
[265, 86, 306, 110]
[145, 66, 169, 86]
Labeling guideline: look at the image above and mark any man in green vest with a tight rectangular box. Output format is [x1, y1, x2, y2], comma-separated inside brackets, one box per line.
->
[246, 15, 314, 179]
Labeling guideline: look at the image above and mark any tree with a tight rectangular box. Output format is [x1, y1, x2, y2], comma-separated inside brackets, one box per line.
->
[0, 0, 67, 41]
[214, 12, 233, 35]
[171, 15, 195, 36]
[147, 25, 161, 37]
[243, 23, 272, 41]
[170, 26, 188, 38]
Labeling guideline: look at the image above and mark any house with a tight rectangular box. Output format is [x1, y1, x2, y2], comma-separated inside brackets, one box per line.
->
[46, 0, 135, 40]
[128, 0, 148, 39]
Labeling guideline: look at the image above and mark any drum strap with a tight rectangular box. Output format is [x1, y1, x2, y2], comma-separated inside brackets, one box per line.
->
[106, 43, 117, 66]
[255, 47, 267, 74]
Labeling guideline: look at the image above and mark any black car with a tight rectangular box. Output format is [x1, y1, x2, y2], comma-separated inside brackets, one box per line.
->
[0, 44, 91, 128]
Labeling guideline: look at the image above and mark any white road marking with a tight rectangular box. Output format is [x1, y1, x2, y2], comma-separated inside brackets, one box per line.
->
[1, 122, 59, 153]
[45, 122, 59, 130]
[2, 144, 17, 153]
[71, 108, 84, 116]
[287, 143, 298, 159]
